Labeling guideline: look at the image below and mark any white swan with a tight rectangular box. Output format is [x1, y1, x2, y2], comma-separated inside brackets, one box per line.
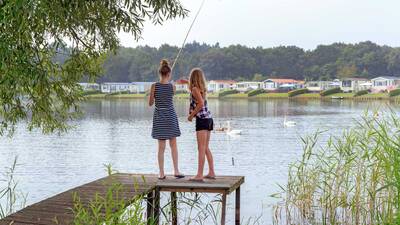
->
[284, 115, 297, 127]
[226, 121, 242, 135]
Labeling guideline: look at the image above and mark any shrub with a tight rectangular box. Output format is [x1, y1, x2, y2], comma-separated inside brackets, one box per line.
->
[320, 87, 342, 96]
[354, 89, 369, 97]
[244, 89, 253, 94]
[389, 88, 400, 97]
[288, 88, 308, 97]
[218, 89, 239, 97]
[247, 89, 266, 97]
[82, 90, 101, 96]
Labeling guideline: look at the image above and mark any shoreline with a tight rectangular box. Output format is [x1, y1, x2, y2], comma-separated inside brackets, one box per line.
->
[84, 92, 400, 101]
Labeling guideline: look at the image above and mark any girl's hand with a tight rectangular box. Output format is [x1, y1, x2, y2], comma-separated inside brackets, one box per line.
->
[187, 115, 193, 122]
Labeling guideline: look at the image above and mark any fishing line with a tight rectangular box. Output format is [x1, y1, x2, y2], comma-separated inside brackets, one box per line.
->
[171, 0, 206, 73]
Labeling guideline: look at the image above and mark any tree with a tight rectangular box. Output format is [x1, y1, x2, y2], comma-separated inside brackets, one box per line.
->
[0, 0, 187, 135]
[252, 74, 265, 81]
[337, 65, 358, 79]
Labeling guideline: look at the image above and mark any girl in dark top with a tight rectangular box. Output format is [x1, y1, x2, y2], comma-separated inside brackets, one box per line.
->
[187, 68, 216, 182]
[149, 59, 184, 180]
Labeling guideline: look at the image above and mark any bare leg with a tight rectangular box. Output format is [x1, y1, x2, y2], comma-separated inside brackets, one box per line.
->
[205, 131, 216, 177]
[158, 140, 166, 178]
[191, 130, 207, 180]
[169, 138, 182, 176]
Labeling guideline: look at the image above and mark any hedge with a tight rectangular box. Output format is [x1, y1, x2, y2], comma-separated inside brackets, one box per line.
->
[247, 89, 266, 97]
[354, 90, 369, 97]
[288, 88, 308, 97]
[389, 89, 400, 97]
[320, 87, 342, 96]
[244, 89, 253, 94]
[218, 89, 239, 97]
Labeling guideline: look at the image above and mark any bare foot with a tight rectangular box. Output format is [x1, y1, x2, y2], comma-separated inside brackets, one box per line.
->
[174, 173, 185, 179]
[158, 174, 166, 180]
[189, 176, 204, 182]
[205, 174, 216, 179]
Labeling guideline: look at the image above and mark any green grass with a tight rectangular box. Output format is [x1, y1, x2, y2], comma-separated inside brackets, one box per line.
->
[357, 93, 389, 100]
[294, 93, 321, 98]
[106, 93, 146, 98]
[255, 93, 289, 98]
[174, 93, 190, 98]
[222, 93, 248, 98]
[207, 93, 219, 99]
[85, 93, 108, 98]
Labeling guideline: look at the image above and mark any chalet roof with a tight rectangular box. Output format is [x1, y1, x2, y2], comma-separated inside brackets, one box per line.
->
[371, 76, 400, 80]
[264, 79, 300, 83]
[341, 78, 369, 81]
[209, 80, 236, 84]
[175, 79, 189, 84]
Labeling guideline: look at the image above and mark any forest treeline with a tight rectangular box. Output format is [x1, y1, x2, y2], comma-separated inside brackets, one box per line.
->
[88, 41, 400, 82]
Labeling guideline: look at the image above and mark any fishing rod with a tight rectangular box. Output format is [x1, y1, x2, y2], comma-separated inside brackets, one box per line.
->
[171, 0, 206, 74]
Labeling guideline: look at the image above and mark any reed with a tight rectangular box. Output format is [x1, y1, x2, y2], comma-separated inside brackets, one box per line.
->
[0, 157, 26, 219]
[273, 111, 400, 225]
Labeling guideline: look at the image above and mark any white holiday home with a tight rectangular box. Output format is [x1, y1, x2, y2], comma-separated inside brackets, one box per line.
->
[340, 78, 371, 93]
[233, 82, 263, 92]
[305, 80, 341, 92]
[101, 82, 132, 93]
[130, 82, 153, 93]
[207, 80, 236, 93]
[78, 83, 100, 91]
[263, 79, 302, 90]
[175, 79, 189, 92]
[371, 76, 400, 92]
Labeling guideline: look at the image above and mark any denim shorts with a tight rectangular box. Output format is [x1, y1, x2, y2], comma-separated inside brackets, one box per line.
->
[195, 118, 214, 131]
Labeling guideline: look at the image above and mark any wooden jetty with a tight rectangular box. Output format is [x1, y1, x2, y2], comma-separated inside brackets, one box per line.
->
[0, 173, 244, 225]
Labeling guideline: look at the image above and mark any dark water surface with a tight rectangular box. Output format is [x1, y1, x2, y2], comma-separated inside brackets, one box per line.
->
[0, 99, 396, 223]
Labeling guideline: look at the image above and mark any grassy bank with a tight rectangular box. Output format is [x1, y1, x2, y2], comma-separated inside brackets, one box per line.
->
[85, 93, 146, 99]
[84, 92, 400, 101]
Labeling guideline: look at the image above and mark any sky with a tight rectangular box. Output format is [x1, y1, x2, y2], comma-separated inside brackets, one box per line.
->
[118, 0, 400, 50]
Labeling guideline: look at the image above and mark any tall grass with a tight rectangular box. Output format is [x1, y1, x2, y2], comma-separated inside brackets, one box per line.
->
[0, 157, 26, 219]
[273, 111, 400, 225]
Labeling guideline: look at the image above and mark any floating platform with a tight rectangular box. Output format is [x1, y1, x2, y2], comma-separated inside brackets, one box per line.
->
[0, 173, 244, 225]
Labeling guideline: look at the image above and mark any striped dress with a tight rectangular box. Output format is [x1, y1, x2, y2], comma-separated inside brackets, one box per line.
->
[151, 82, 181, 140]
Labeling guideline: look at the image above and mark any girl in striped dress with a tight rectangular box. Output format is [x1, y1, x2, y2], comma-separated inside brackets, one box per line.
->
[187, 68, 216, 182]
[149, 59, 184, 180]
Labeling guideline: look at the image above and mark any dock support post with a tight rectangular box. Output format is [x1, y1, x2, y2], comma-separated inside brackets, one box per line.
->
[147, 190, 154, 225]
[235, 187, 241, 225]
[154, 187, 160, 225]
[171, 192, 178, 225]
[221, 193, 227, 225]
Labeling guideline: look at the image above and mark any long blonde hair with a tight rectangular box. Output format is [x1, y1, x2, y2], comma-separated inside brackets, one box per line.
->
[189, 68, 207, 97]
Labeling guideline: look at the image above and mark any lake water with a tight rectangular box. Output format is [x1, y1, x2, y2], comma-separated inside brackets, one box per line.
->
[0, 98, 396, 224]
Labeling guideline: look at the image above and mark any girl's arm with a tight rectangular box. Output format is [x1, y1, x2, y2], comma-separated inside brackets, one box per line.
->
[173, 83, 176, 94]
[148, 83, 155, 106]
[188, 87, 204, 121]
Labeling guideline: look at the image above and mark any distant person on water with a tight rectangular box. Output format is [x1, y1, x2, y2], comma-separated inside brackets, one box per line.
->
[149, 59, 185, 180]
[187, 68, 216, 182]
